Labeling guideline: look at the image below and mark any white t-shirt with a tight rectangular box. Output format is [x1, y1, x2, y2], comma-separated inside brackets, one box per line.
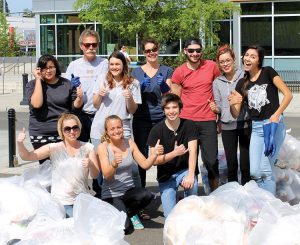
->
[65, 57, 108, 114]
[90, 77, 141, 139]
[49, 141, 94, 205]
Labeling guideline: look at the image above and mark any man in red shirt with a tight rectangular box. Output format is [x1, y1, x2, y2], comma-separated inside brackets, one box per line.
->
[171, 38, 220, 191]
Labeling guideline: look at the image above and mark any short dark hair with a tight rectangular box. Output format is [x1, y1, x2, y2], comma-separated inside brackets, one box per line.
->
[37, 54, 61, 77]
[184, 38, 202, 49]
[141, 37, 159, 51]
[161, 93, 183, 110]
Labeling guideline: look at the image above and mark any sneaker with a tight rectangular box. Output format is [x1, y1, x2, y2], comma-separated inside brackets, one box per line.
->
[130, 214, 144, 230]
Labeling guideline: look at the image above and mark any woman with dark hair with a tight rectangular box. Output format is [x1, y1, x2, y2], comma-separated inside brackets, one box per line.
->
[209, 44, 251, 185]
[98, 115, 163, 234]
[131, 37, 173, 188]
[26, 54, 83, 163]
[229, 45, 292, 194]
[17, 113, 99, 218]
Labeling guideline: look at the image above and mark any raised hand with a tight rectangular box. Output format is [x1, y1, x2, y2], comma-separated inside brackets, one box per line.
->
[33, 67, 43, 81]
[122, 85, 133, 100]
[141, 73, 151, 91]
[173, 141, 188, 157]
[154, 139, 164, 156]
[208, 99, 219, 113]
[228, 90, 243, 106]
[76, 84, 83, 99]
[99, 83, 108, 97]
[17, 127, 26, 143]
[71, 74, 81, 88]
[82, 153, 90, 168]
[113, 151, 122, 166]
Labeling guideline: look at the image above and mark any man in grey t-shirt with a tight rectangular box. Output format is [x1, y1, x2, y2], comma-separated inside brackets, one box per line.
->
[65, 29, 108, 142]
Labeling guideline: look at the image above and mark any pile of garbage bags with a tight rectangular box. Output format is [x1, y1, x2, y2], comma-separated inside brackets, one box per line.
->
[164, 181, 300, 245]
[0, 162, 127, 245]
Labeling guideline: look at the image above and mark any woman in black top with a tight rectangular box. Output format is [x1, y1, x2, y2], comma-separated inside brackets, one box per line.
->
[229, 45, 292, 194]
[26, 54, 83, 163]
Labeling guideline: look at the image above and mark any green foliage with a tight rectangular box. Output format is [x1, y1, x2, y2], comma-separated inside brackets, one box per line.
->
[0, 13, 20, 56]
[0, 0, 9, 13]
[74, 0, 239, 44]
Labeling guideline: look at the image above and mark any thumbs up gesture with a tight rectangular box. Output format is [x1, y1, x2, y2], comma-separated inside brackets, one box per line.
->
[17, 127, 27, 143]
[82, 153, 91, 168]
[208, 99, 219, 113]
[99, 83, 108, 97]
[154, 139, 164, 156]
[173, 141, 188, 157]
[122, 85, 132, 100]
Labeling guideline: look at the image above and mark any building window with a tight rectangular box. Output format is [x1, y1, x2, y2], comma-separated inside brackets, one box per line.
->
[215, 20, 232, 46]
[40, 25, 55, 55]
[275, 16, 300, 56]
[57, 24, 94, 55]
[274, 2, 300, 14]
[57, 14, 81, 24]
[241, 3, 271, 15]
[40, 15, 55, 24]
[241, 17, 272, 55]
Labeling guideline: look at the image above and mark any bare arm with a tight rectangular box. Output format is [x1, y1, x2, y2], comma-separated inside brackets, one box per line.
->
[270, 75, 293, 122]
[73, 85, 84, 109]
[229, 90, 243, 119]
[130, 139, 163, 170]
[17, 128, 50, 161]
[123, 87, 138, 114]
[30, 68, 44, 108]
[181, 140, 197, 189]
[171, 82, 182, 96]
[82, 149, 100, 179]
[93, 85, 107, 109]
[98, 143, 118, 180]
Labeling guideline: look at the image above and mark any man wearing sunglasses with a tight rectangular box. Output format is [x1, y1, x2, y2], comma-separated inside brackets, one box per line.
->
[65, 29, 108, 142]
[171, 38, 220, 192]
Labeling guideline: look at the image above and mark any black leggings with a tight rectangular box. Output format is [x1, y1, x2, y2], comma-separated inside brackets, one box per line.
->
[103, 187, 153, 234]
[221, 128, 251, 185]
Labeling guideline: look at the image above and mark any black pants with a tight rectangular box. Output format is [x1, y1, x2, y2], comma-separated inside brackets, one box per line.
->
[221, 128, 251, 185]
[103, 187, 153, 234]
[76, 112, 95, 142]
[133, 119, 162, 187]
[195, 120, 219, 180]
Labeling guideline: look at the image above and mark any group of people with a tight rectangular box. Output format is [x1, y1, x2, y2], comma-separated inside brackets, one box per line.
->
[17, 28, 293, 235]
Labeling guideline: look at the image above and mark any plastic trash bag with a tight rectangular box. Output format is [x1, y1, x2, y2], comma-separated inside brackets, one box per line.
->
[73, 193, 128, 245]
[163, 195, 247, 245]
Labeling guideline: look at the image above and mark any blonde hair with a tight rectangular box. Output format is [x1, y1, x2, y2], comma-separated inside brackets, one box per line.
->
[57, 113, 82, 140]
[100, 115, 123, 143]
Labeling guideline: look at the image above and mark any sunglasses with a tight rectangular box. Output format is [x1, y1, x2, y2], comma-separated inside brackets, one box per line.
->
[186, 48, 202, 54]
[63, 125, 80, 134]
[82, 43, 98, 48]
[144, 47, 158, 54]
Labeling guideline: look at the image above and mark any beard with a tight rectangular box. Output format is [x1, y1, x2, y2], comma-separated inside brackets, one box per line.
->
[186, 54, 201, 64]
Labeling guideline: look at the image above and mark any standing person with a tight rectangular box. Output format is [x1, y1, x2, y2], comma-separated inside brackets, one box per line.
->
[65, 29, 108, 142]
[171, 38, 220, 191]
[98, 115, 163, 234]
[131, 37, 173, 188]
[229, 45, 292, 194]
[26, 54, 83, 164]
[119, 44, 132, 64]
[17, 113, 100, 218]
[147, 94, 198, 217]
[209, 45, 251, 185]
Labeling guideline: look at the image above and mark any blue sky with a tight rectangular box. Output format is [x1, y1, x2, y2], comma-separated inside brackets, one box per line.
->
[7, 0, 32, 13]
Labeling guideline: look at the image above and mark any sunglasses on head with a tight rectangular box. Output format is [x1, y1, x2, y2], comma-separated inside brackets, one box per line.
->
[186, 48, 202, 54]
[144, 47, 158, 54]
[63, 125, 80, 133]
[82, 43, 98, 48]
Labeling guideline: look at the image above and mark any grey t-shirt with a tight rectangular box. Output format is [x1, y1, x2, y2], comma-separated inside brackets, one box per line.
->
[101, 140, 135, 199]
[65, 56, 108, 114]
[90, 78, 141, 139]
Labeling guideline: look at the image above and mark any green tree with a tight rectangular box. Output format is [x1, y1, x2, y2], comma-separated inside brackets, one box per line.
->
[22, 8, 34, 17]
[0, 0, 10, 13]
[0, 13, 20, 56]
[74, 0, 238, 45]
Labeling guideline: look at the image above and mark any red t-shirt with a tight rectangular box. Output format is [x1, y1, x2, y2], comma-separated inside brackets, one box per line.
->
[172, 60, 220, 121]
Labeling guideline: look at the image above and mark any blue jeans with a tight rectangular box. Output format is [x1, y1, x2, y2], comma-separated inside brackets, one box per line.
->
[159, 169, 198, 217]
[64, 204, 73, 218]
[250, 116, 285, 194]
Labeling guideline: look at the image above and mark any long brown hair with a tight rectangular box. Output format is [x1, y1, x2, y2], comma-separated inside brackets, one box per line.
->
[106, 51, 134, 89]
[100, 115, 123, 143]
[241, 45, 265, 96]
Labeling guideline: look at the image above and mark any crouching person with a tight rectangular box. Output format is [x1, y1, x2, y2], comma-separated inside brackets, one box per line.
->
[17, 113, 100, 218]
[98, 115, 163, 234]
[147, 93, 199, 217]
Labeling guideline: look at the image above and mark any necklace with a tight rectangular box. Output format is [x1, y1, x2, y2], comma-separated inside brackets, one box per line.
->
[165, 119, 180, 136]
